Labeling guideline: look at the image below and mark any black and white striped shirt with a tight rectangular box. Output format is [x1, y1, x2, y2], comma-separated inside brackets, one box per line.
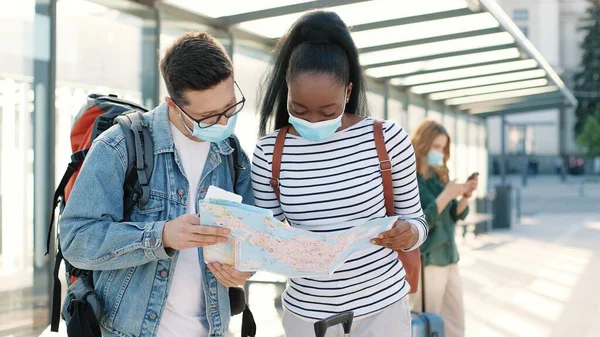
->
[251, 117, 427, 321]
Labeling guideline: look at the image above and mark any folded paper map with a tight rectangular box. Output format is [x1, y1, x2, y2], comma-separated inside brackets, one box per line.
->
[201, 199, 397, 278]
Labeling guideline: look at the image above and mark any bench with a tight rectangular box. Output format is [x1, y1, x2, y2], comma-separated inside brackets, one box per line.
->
[457, 213, 492, 238]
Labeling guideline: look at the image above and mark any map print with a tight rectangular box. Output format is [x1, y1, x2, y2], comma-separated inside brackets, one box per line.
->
[200, 199, 397, 278]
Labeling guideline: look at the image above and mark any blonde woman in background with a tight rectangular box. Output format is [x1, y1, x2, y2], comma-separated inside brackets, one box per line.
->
[410, 120, 478, 337]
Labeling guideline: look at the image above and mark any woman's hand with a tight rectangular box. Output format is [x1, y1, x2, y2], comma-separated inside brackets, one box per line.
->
[463, 176, 479, 198]
[207, 262, 252, 287]
[443, 180, 467, 199]
[371, 220, 419, 251]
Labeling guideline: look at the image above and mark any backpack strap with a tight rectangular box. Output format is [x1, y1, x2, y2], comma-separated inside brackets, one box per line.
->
[115, 111, 154, 215]
[269, 125, 291, 200]
[373, 121, 394, 216]
[50, 246, 64, 332]
[46, 150, 88, 255]
[374, 121, 422, 296]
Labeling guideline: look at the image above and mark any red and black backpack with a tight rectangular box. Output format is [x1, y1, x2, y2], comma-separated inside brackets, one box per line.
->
[47, 94, 153, 335]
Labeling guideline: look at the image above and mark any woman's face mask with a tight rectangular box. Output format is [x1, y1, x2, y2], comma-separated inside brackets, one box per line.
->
[427, 150, 444, 166]
[287, 90, 347, 142]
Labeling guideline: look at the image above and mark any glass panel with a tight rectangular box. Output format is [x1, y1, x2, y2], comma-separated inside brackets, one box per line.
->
[231, 46, 271, 156]
[396, 59, 538, 86]
[456, 116, 469, 181]
[477, 123, 488, 196]
[445, 86, 559, 105]
[409, 69, 547, 94]
[443, 112, 457, 177]
[0, 0, 40, 335]
[56, 0, 144, 191]
[366, 48, 521, 78]
[360, 32, 515, 66]
[467, 119, 479, 183]
[407, 100, 426, 134]
[508, 125, 527, 154]
[367, 91, 385, 120]
[164, 0, 312, 18]
[352, 13, 499, 49]
[427, 109, 442, 122]
[429, 78, 549, 101]
[237, 0, 468, 39]
[388, 98, 405, 126]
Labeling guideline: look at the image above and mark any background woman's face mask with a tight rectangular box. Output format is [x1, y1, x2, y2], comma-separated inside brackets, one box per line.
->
[427, 150, 444, 166]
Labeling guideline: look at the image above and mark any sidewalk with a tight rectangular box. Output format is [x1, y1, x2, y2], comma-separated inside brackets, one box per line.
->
[21, 176, 600, 337]
[459, 212, 600, 337]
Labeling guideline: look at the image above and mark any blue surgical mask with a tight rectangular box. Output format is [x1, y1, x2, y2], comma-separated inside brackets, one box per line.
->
[427, 150, 444, 166]
[179, 113, 238, 143]
[288, 113, 343, 142]
[287, 92, 346, 142]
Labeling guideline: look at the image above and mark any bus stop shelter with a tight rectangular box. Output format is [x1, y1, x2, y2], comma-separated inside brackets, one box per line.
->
[25, 0, 577, 333]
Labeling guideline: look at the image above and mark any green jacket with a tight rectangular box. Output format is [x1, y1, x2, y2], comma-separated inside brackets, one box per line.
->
[417, 173, 469, 267]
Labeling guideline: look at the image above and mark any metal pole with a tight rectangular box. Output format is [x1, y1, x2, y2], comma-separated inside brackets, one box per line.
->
[405, 92, 411, 133]
[500, 113, 507, 186]
[33, 0, 57, 326]
[383, 80, 390, 120]
[465, 115, 470, 179]
[141, 6, 161, 108]
[559, 107, 567, 182]
[226, 30, 235, 61]
[454, 110, 459, 177]
[522, 153, 528, 187]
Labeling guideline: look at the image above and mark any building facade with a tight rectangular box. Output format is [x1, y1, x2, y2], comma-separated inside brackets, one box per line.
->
[488, 0, 587, 174]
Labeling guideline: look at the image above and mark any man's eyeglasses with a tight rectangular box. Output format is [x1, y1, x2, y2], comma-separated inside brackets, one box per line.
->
[175, 81, 245, 129]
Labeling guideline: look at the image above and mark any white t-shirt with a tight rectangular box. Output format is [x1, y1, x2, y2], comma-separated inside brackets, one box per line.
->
[156, 124, 211, 337]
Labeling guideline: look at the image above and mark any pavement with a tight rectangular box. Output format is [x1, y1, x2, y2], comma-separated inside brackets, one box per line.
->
[4, 175, 600, 337]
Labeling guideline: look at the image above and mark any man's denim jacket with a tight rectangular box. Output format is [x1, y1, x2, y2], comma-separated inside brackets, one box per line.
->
[59, 103, 254, 337]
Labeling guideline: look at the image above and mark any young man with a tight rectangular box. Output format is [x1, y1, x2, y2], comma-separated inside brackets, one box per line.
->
[59, 32, 254, 337]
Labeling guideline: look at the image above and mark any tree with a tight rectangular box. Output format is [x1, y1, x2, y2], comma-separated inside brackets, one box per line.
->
[573, 0, 600, 136]
[577, 106, 600, 156]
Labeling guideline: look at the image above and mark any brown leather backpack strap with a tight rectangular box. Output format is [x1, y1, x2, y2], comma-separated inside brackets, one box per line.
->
[373, 121, 394, 216]
[270, 125, 290, 200]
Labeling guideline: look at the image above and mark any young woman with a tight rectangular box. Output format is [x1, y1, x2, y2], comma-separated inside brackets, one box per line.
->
[251, 10, 428, 337]
[410, 120, 478, 337]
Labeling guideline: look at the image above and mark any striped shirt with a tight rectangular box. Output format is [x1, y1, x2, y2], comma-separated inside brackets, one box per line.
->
[251, 117, 427, 321]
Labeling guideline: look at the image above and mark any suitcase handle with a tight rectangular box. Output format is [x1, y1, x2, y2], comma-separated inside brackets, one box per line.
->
[314, 311, 354, 337]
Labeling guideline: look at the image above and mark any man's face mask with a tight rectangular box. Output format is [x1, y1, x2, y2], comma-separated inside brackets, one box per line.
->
[175, 81, 245, 143]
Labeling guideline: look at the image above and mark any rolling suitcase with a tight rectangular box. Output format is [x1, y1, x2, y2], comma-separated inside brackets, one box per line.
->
[314, 311, 354, 337]
[411, 260, 444, 337]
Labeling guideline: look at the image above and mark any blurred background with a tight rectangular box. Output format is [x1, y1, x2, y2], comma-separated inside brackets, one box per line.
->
[0, 0, 599, 336]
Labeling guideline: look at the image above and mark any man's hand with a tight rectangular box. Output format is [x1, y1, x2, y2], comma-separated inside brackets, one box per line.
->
[371, 220, 419, 251]
[162, 214, 230, 250]
[207, 262, 252, 287]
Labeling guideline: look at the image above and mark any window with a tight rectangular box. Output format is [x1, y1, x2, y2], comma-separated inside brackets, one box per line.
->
[519, 26, 529, 37]
[513, 9, 528, 21]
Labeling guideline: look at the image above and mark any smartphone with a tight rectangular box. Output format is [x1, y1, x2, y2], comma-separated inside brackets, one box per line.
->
[468, 172, 479, 180]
